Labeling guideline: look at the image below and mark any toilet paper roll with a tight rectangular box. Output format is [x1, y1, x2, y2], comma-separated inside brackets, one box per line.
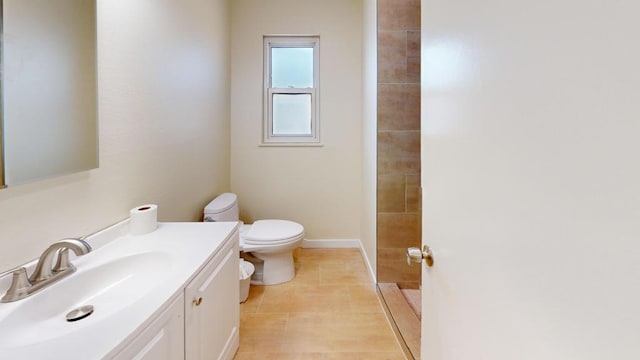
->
[129, 204, 158, 235]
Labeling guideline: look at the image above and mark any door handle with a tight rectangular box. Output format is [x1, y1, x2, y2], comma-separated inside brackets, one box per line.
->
[406, 245, 434, 267]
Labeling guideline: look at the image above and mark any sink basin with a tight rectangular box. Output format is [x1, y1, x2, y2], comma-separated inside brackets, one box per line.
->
[0, 221, 239, 360]
[0, 251, 172, 348]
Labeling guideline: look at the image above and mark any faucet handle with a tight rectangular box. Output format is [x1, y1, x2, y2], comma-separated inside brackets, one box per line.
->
[1, 268, 31, 303]
[53, 248, 75, 273]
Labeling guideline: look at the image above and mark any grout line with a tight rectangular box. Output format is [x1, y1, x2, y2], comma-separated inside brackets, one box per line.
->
[376, 129, 421, 133]
[254, 286, 266, 314]
[378, 212, 421, 215]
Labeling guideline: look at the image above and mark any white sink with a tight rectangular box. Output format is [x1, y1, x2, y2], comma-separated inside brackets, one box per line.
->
[0, 251, 172, 348]
[0, 221, 238, 359]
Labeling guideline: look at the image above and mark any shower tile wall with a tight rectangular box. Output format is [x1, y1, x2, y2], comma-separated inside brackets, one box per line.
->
[377, 0, 421, 289]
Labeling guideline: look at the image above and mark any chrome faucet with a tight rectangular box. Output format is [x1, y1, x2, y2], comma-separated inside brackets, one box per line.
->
[1, 238, 92, 303]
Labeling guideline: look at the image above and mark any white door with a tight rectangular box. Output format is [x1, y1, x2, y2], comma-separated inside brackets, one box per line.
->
[420, 0, 640, 359]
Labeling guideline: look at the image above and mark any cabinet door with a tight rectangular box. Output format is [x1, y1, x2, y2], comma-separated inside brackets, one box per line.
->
[185, 235, 239, 360]
[110, 295, 185, 360]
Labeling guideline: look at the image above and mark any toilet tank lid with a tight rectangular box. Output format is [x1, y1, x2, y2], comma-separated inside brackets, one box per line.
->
[204, 193, 237, 214]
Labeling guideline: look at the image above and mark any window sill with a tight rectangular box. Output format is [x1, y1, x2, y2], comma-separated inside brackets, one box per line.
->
[259, 142, 324, 148]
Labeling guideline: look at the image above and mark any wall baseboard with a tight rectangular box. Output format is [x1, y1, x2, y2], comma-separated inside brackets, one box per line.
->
[301, 239, 361, 248]
[358, 242, 377, 288]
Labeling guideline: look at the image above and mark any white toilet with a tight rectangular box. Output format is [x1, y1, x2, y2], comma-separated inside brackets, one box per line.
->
[203, 193, 304, 285]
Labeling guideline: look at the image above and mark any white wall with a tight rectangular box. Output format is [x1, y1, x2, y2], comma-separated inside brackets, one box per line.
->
[230, 0, 363, 240]
[0, 0, 231, 271]
[361, 0, 378, 277]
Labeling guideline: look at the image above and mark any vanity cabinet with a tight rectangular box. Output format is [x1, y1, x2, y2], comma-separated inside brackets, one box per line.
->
[111, 295, 185, 360]
[185, 235, 240, 360]
[0, 222, 240, 360]
[107, 227, 239, 360]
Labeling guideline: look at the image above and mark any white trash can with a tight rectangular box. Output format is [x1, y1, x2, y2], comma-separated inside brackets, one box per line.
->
[239, 259, 255, 303]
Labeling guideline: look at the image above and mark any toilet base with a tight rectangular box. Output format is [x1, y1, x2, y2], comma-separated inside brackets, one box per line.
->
[242, 250, 296, 285]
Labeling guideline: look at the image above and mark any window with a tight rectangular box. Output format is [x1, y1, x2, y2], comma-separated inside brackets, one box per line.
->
[263, 36, 320, 144]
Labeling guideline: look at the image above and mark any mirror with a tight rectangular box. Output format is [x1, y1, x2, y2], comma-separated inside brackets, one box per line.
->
[0, 0, 97, 188]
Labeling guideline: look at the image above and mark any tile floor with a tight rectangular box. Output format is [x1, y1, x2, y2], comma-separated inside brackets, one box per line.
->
[233, 248, 407, 360]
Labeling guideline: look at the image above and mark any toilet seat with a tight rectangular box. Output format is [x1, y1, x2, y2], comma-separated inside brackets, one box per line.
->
[239, 220, 304, 251]
[243, 220, 304, 245]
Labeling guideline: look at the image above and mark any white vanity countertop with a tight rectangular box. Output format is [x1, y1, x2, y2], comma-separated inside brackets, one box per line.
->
[0, 221, 239, 360]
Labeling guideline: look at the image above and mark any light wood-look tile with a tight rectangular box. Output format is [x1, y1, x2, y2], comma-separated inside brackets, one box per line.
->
[234, 249, 407, 359]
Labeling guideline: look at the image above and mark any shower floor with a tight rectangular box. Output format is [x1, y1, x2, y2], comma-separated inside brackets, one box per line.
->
[378, 283, 421, 359]
[400, 288, 421, 319]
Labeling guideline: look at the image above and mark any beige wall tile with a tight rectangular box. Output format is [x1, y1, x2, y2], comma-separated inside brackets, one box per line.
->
[405, 83, 421, 120]
[407, 55, 420, 84]
[377, 131, 421, 175]
[377, 213, 420, 248]
[396, 280, 421, 290]
[373, 5, 423, 357]
[407, 30, 421, 57]
[377, 84, 405, 130]
[378, 30, 407, 83]
[378, 85, 421, 131]
[377, 248, 420, 283]
[378, 155, 421, 176]
[375, 0, 422, 328]
[378, 31, 406, 68]
[378, 61, 406, 84]
[377, 174, 405, 212]
[378, 0, 421, 31]
[386, 129, 419, 157]
[406, 175, 421, 213]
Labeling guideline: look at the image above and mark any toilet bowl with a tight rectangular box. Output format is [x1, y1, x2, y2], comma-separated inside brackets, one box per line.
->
[204, 193, 304, 285]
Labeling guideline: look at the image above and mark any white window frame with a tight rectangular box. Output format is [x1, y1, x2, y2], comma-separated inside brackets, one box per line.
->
[263, 36, 320, 145]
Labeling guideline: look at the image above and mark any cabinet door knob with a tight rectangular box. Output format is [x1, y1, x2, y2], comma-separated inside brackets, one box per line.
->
[193, 297, 203, 306]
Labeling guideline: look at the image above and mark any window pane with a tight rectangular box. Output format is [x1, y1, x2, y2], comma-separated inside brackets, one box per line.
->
[272, 94, 312, 135]
[271, 47, 314, 88]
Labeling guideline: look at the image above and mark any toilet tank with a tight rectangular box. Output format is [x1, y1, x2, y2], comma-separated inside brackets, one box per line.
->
[203, 193, 239, 222]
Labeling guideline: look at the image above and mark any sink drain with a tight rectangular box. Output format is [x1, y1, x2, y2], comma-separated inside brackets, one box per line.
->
[66, 305, 94, 322]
